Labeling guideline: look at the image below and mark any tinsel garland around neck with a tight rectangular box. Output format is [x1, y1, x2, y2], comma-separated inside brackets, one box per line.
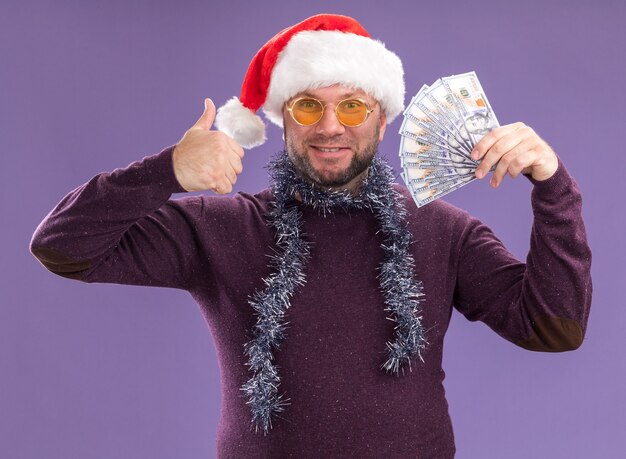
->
[241, 150, 427, 434]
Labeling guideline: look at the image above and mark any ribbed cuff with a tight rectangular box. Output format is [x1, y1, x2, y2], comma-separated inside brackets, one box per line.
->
[525, 156, 573, 199]
[524, 156, 582, 211]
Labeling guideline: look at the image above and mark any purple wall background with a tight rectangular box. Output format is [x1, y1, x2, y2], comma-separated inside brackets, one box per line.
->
[3, 0, 625, 457]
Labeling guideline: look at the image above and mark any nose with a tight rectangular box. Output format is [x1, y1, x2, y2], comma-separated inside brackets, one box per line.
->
[314, 105, 346, 137]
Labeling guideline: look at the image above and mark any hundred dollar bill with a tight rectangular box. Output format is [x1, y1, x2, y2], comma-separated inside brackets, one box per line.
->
[404, 87, 469, 153]
[399, 132, 476, 166]
[399, 117, 473, 160]
[403, 163, 475, 183]
[399, 135, 459, 157]
[402, 157, 476, 172]
[401, 153, 476, 170]
[401, 156, 474, 191]
[405, 88, 474, 158]
[406, 171, 476, 192]
[410, 174, 477, 208]
[399, 71, 499, 207]
[402, 153, 476, 189]
[399, 139, 476, 187]
[420, 79, 476, 153]
[408, 172, 475, 194]
[402, 162, 474, 186]
[408, 168, 474, 183]
[441, 71, 499, 145]
[401, 151, 476, 167]
[406, 157, 495, 175]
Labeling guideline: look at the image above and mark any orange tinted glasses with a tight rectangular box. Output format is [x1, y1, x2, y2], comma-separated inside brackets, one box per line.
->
[287, 97, 376, 127]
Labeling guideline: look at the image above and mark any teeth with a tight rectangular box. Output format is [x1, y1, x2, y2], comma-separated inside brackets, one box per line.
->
[318, 147, 341, 152]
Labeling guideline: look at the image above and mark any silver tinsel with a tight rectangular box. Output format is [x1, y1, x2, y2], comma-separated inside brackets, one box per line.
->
[241, 151, 427, 434]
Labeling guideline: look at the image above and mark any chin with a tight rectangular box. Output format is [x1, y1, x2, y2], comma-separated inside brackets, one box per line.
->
[313, 166, 364, 188]
[286, 139, 375, 189]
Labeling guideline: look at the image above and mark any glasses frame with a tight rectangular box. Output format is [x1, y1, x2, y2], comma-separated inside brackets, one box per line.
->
[286, 97, 376, 128]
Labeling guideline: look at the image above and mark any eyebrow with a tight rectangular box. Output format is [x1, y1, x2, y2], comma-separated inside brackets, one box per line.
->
[297, 91, 362, 100]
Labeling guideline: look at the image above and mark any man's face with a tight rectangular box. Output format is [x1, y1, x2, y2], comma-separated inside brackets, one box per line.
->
[283, 85, 387, 189]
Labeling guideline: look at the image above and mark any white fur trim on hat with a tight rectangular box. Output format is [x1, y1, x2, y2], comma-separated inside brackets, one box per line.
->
[262, 30, 405, 127]
[215, 97, 267, 148]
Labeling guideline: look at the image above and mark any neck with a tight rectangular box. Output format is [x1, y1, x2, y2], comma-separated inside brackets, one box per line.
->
[266, 150, 396, 217]
[293, 168, 368, 201]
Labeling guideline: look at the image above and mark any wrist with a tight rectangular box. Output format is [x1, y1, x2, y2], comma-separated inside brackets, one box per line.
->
[530, 150, 559, 181]
[171, 144, 190, 192]
[170, 145, 191, 192]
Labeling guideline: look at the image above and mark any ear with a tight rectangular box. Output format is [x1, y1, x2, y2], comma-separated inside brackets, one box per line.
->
[377, 109, 387, 142]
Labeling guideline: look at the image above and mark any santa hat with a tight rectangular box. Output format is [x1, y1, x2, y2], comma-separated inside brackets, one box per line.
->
[214, 14, 405, 149]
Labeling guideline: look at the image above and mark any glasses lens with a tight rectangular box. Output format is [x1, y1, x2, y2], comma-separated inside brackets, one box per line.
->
[291, 98, 324, 125]
[337, 99, 368, 127]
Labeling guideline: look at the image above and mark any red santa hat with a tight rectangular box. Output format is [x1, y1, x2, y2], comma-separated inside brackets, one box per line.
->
[214, 14, 405, 149]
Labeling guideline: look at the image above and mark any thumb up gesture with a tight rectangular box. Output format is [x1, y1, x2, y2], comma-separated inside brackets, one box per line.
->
[172, 98, 245, 193]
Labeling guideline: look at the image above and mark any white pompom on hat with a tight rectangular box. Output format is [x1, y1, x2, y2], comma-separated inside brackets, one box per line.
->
[214, 14, 405, 149]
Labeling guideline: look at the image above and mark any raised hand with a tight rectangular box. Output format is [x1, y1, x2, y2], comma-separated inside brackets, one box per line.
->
[471, 122, 559, 188]
[172, 98, 245, 194]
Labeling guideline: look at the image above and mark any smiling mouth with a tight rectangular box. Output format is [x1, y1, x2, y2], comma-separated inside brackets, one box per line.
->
[311, 146, 350, 153]
[318, 147, 340, 152]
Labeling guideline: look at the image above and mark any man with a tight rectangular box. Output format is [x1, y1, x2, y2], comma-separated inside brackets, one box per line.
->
[30, 14, 592, 458]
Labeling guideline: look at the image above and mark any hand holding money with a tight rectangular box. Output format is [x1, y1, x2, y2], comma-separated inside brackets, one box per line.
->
[173, 98, 245, 194]
[399, 72, 557, 207]
[470, 122, 559, 188]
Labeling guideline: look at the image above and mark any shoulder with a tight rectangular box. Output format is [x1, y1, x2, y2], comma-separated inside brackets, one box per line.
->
[392, 183, 487, 256]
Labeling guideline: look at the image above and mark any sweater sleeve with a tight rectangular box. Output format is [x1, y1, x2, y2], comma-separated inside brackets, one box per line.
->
[452, 157, 593, 351]
[29, 145, 205, 290]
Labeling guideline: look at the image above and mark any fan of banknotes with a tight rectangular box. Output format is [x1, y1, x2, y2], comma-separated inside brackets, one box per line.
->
[399, 71, 499, 207]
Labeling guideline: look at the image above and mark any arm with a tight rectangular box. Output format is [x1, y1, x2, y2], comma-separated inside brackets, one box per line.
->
[30, 98, 245, 289]
[29, 146, 204, 289]
[453, 158, 592, 351]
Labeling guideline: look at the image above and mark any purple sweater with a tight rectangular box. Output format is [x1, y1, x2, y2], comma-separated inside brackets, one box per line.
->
[30, 145, 592, 458]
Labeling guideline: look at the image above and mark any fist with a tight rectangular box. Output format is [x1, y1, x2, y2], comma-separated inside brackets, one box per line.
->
[471, 122, 559, 188]
[172, 98, 245, 194]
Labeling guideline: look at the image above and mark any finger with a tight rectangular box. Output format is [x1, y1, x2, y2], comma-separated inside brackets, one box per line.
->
[224, 166, 237, 185]
[226, 136, 245, 158]
[471, 122, 524, 161]
[192, 98, 216, 131]
[490, 138, 538, 188]
[220, 178, 234, 194]
[213, 180, 233, 195]
[228, 153, 244, 175]
[490, 152, 520, 187]
[474, 130, 527, 179]
[508, 150, 537, 179]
